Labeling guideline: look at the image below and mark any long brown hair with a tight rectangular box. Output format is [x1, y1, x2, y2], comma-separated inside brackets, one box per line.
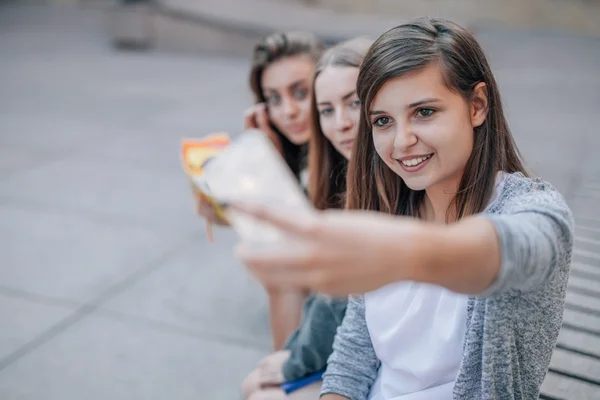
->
[308, 37, 373, 210]
[346, 18, 528, 220]
[249, 32, 324, 180]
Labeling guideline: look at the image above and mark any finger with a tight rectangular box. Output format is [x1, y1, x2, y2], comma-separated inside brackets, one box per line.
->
[196, 202, 229, 227]
[230, 203, 318, 237]
[235, 237, 320, 269]
[196, 200, 216, 218]
[195, 193, 210, 207]
[190, 185, 208, 204]
[243, 106, 259, 130]
[243, 104, 258, 118]
[254, 105, 271, 130]
[256, 108, 282, 149]
[255, 105, 270, 130]
[238, 244, 324, 284]
[205, 221, 215, 243]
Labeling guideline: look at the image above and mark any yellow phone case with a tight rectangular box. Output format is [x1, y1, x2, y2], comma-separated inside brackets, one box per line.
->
[181, 133, 231, 223]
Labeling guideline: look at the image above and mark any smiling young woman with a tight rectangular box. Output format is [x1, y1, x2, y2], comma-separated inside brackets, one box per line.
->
[233, 18, 574, 400]
[247, 32, 324, 182]
[191, 32, 325, 361]
[241, 37, 373, 400]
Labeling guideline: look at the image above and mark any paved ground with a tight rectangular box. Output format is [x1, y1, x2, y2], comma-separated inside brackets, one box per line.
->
[0, 2, 599, 399]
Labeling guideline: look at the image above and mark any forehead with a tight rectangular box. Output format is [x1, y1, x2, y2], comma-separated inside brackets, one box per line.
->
[371, 63, 453, 109]
[315, 66, 359, 101]
[262, 54, 315, 90]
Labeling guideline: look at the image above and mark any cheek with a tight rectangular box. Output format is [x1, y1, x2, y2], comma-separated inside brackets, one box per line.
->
[372, 132, 391, 160]
[320, 117, 336, 142]
[349, 109, 361, 134]
[451, 115, 475, 158]
[267, 107, 286, 130]
[298, 98, 313, 118]
[425, 115, 474, 164]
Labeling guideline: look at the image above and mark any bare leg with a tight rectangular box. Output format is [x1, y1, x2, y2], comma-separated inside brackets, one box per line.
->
[248, 387, 286, 400]
[248, 382, 321, 400]
[287, 381, 322, 399]
[267, 289, 308, 350]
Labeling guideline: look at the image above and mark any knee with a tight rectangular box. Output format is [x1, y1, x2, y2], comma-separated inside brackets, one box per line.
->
[242, 368, 260, 399]
[248, 388, 285, 400]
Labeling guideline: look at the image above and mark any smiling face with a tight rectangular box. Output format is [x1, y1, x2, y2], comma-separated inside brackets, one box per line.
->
[369, 62, 487, 194]
[261, 54, 315, 145]
[315, 66, 361, 160]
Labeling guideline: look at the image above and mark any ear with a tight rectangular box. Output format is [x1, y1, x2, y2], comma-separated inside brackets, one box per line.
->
[470, 82, 488, 128]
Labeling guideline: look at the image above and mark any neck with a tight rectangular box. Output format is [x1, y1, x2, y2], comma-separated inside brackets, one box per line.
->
[422, 177, 462, 224]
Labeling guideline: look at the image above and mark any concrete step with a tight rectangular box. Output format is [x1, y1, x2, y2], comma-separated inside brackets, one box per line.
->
[104, 0, 600, 58]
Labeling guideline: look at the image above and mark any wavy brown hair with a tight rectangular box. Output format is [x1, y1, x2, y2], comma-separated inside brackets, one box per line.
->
[346, 18, 528, 220]
[249, 32, 324, 180]
[308, 37, 373, 210]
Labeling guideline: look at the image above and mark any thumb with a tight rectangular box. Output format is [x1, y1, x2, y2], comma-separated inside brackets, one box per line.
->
[256, 108, 280, 142]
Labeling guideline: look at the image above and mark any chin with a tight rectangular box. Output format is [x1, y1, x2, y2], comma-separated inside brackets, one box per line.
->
[335, 147, 351, 160]
[286, 131, 311, 145]
[399, 176, 432, 192]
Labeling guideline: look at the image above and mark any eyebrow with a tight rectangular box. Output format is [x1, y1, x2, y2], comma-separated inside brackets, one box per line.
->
[369, 97, 442, 115]
[407, 97, 441, 109]
[290, 79, 308, 90]
[263, 79, 308, 93]
[317, 90, 357, 107]
[342, 90, 357, 101]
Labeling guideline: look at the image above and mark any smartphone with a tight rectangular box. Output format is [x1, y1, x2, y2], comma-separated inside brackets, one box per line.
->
[201, 129, 314, 243]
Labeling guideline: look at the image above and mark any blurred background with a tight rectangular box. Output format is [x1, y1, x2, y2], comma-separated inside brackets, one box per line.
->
[0, 0, 599, 398]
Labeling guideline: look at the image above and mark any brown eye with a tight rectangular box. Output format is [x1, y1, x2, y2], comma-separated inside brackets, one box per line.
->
[416, 108, 435, 118]
[373, 116, 390, 127]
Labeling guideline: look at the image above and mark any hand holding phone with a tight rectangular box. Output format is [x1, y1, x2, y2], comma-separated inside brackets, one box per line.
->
[201, 129, 314, 246]
[181, 133, 231, 241]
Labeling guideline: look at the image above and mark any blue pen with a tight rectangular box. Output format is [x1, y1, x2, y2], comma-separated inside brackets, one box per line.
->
[280, 370, 325, 394]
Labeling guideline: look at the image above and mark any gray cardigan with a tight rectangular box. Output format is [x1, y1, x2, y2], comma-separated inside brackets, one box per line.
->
[321, 173, 574, 399]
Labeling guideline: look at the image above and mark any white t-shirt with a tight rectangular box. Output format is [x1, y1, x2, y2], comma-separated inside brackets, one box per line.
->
[365, 173, 506, 400]
[365, 282, 468, 400]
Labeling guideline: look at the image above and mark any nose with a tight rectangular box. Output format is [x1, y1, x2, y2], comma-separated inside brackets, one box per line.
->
[283, 98, 299, 119]
[393, 122, 418, 152]
[335, 109, 353, 133]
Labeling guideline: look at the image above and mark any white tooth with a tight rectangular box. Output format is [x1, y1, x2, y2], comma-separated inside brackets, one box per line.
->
[401, 155, 432, 167]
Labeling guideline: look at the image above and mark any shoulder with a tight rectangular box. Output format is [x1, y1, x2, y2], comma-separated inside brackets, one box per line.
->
[308, 294, 348, 314]
[490, 172, 571, 216]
